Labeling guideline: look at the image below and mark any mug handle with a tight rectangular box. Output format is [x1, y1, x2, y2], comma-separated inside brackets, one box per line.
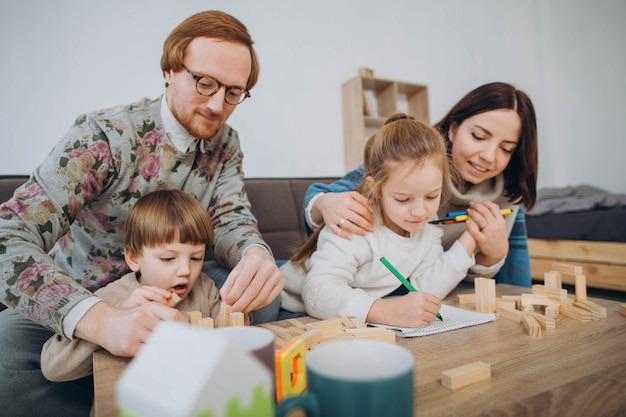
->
[275, 395, 320, 417]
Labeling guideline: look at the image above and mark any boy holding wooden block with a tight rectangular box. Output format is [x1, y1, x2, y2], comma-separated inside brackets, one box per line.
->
[40, 190, 230, 382]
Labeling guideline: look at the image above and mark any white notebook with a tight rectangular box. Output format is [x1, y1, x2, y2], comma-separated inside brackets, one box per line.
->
[369, 304, 498, 337]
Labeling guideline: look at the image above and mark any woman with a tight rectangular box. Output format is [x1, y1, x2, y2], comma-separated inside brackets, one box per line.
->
[303, 82, 538, 285]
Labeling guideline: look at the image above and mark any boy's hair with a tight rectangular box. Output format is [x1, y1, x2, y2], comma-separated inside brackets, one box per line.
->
[124, 189, 214, 258]
[290, 113, 450, 270]
[160, 10, 260, 91]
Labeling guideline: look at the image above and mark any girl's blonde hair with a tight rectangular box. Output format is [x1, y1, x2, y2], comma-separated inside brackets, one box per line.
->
[124, 189, 214, 258]
[291, 113, 451, 270]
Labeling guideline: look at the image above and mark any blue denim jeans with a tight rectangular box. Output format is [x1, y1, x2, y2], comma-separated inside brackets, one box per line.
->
[0, 308, 94, 417]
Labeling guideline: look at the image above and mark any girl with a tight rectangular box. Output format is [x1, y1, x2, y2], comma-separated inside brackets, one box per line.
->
[280, 114, 476, 328]
[304, 82, 538, 285]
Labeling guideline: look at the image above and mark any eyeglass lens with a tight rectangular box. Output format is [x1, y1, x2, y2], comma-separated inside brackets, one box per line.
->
[196, 77, 246, 105]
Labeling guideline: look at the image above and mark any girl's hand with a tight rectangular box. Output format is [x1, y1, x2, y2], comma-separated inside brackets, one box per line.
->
[465, 201, 509, 266]
[367, 292, 441, 328]
[119, 286, 173, 309]
[313, 191, 374, 239]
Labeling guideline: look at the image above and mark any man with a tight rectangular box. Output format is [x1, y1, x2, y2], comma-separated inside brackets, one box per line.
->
[0, 10, 284, 416]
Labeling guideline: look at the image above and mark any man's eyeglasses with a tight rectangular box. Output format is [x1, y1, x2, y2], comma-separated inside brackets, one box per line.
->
[182, 65, 250, 105]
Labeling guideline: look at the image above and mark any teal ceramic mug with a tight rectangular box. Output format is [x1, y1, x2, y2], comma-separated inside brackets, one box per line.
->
[276, 339, 414, 417]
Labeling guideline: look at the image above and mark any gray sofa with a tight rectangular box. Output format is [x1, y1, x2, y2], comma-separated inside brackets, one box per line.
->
[0, 175, 338, 311]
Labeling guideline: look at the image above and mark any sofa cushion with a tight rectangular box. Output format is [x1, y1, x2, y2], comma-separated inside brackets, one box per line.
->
[245, 178, 338, 260]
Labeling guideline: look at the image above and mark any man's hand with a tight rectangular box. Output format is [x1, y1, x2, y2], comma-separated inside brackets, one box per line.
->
[219, 246, 284, 313]
[74, 301, 187, 357]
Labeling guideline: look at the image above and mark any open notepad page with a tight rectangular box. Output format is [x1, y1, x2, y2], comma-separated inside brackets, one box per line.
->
[368, 304, 498, 337]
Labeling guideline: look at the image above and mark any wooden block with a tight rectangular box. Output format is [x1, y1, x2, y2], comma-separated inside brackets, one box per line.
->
[522, 315, 542, 336]
[350, 317, 367, 328]
[521, 293, 551, 307]
[345, 328, 396, 343]
[532, 284, 568, 300]
[340, 316, 356, 329]
[573, 300, 607, 319]
[496, 306, 524, 323]
[217, 302, 231, 327]
[287, 326, 306, 337]
[551, 262, 583, 276]
[321, 329, 353, 343]
[258, 323, 293, 342]
[496, 298, 516, 310]
[306, 317, 344, 334]
[545, 304, 560, 319]
[456, 293, 476, 304]
[575, 275, 587, 302]
[475, 278, 496, 313]
[187, 311, 202, 326]
[543, 271, 562, 288]
[229, 311, 245, 327]
[198, 317, 214, 329]
[169, 292, 181, 307]
[560, 303, 592, 322]
[295, 328, 322, 350]
[620, 304, 626, 316]
[528, 311, 555, 329]
[441, 361, 491, 390]
[286, 318, 308, 330]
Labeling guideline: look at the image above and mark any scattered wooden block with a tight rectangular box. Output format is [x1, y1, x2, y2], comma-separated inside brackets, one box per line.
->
[217, 302, 231, 327]
[198, 317, 214, 329]
[456, 293, 476, 304]
[441, 361, 491, 390]
[528, 311, 555, 329]
[295, 328, 322, 350]
[560, 303, 592, 322]
[543, 271, 562, 288]
[169, 292, 182, 307]
[344, 327, 396, 343]
[475, 278, 496, 313]
[350, 317, 367, 328]
[187, 311, 202, 326]
[496, 306, 524, 323]
[545, 304, 560, 319]
[573, 300, 607, 319]
[620, 304, 626, 317]
[521, 293, 551, 309]
[229, 311, 245, 327]
[532, 284, 568, 300]
[522, 315, 542, 336]
[551, 262, 583, 276]
[575, 275, 587, 301]
[496, 298, 516, 310]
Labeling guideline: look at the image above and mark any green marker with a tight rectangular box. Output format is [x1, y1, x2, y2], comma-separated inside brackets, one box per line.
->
[380, 256, 443, 321]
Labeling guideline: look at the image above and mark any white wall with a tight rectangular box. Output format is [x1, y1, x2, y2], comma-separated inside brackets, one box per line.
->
[1, 0, 625, 193]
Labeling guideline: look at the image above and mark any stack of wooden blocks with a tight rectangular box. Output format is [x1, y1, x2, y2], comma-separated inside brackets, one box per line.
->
[258, 316, 396, 351]
[169, 293, 245, 329]
[460, 262, 610, 337]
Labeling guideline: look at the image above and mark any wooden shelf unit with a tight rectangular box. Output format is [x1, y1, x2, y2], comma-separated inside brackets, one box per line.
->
[342, 70, 430, 171]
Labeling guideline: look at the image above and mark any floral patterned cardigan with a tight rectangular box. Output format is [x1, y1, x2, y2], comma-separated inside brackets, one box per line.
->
[0, 97, 269, 334]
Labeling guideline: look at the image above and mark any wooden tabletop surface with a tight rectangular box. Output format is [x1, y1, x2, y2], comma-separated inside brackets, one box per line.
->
[93, 284, 626, 417]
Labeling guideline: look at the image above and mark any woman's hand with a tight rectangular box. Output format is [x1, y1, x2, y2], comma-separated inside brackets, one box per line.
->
[465, 201, 509, 266]
[312, 191, 374, 239]
[366, 292, 441, 328]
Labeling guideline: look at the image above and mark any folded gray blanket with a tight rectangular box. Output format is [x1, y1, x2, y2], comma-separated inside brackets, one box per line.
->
[527, 185, 626, 216]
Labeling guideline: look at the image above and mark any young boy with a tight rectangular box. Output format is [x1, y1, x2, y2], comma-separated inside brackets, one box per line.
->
[41, 189, 225, 382]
